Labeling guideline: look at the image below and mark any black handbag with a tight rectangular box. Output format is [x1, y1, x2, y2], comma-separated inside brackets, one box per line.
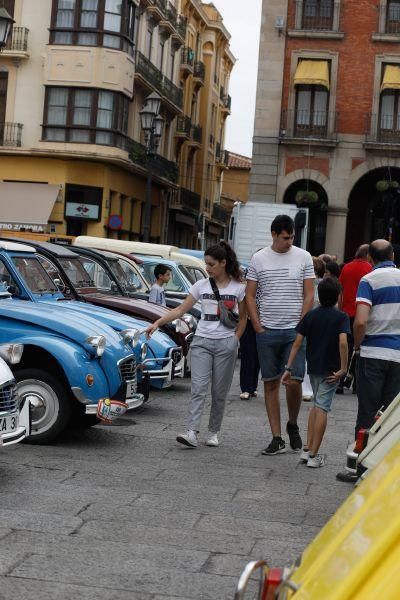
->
[209, 278, 239, 330]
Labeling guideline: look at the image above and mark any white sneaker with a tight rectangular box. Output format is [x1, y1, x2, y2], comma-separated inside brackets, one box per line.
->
[205, 432, 219, 447]
[307, 454, 326, 468]
[176, 430, 198, 448]
[300, 449, 310, 463]
[240, 392, 251, 400]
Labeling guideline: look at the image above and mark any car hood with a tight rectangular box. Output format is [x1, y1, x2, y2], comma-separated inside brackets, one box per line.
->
[0, 297, 124, 349]
[38, 297, 176, 350]
[81, 292, 171, 321]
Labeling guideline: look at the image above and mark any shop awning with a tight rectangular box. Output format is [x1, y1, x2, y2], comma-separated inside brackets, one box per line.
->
[381, 65, 400, 92]
[294, 60, 330, 90]
[0, 182, 60, 229]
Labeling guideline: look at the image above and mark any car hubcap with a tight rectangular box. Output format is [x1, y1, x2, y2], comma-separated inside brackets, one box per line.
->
[16, 379, 59, 435]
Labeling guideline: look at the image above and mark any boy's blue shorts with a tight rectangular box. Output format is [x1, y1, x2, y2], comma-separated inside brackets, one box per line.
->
[309, 375, 338, 412]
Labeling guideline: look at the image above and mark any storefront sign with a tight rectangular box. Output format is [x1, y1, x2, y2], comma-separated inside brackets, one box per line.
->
[0, 223, 45, 232]
[65, 202, 100, 220]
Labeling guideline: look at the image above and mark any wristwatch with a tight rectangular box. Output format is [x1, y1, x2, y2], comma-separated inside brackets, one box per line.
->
[284, 365, 293, 372]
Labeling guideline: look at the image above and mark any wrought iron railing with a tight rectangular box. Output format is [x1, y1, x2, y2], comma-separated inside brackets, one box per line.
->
[194, 61, 205, 81]
[152, 0, 167, 15]
[176, 116, 191, 136]
[181, 46, 194, 68]
[180, 188, 201, 212]
[365, 113, 400, 144]
[386, 5, 400, 32]
[6, 27, 29, 52]
[126, 137, 179, 183]
[135, 51, 183, 109]
[190, 124, 202, 144]
[212, 203, 229, 224]
[166, 2, 177, 27]
[176, 15, 187, 39]
[280, 109, 338, 140]
[0, 122, 23, 147]
[302, 7, 334, 31]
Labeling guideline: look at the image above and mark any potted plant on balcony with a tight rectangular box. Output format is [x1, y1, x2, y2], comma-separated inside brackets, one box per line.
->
[376, 179, 399, 193]
[295, 190, 319, 206]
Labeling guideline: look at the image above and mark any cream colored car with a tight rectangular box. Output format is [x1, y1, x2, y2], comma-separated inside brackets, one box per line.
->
[74, 236, 207, 282]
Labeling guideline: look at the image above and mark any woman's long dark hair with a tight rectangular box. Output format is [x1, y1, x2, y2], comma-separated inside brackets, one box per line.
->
[205, 241, 242, 281]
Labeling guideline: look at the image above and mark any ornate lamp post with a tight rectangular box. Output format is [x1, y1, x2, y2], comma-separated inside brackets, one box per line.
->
[0, 8, 15, 49]
[139, 92, 165, 242]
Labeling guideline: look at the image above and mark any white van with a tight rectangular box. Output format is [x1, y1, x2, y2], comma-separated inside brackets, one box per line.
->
[74, 237, 207, 283]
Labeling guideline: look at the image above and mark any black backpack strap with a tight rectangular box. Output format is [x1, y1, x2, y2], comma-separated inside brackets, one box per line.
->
[209, 277, 221, 301]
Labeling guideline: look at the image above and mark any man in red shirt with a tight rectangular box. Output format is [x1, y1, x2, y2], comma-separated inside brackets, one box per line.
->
[337, 244, 372, 393]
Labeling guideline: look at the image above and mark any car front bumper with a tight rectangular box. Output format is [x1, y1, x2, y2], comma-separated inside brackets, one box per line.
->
[0, 398, 31, 447]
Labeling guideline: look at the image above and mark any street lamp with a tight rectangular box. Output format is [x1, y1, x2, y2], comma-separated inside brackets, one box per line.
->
[0, 8, 15, 49]
[139, 92, 165, 243]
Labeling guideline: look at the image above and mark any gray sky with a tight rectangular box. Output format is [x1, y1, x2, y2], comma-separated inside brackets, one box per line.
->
[210, 0, 262, 158]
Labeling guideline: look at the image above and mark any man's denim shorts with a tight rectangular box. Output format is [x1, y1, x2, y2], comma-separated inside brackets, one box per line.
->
[256, 328, 305, 382]
[309, 375, 338, 412]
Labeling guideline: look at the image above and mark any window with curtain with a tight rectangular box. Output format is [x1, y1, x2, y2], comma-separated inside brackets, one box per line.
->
[295, 85, 329, 136]
[387, 1, 400, 33]
[302, 0, 333, 30]
[379, 91, 400, 140]
[50, 0, 135, 54]
[43, 87, 130, 147]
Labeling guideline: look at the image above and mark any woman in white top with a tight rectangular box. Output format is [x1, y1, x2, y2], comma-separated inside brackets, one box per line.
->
[146, 241, 247, 448]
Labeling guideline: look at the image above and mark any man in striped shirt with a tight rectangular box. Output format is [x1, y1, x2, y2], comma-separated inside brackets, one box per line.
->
[353, 239, 400, 433]
[246, 215, 315, 455]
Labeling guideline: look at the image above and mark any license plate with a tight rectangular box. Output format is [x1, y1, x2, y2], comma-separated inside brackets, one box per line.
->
[125, 381, 136, 399]
[0, 414, 19, 435]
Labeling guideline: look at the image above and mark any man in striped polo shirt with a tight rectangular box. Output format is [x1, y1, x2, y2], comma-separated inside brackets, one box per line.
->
[353, 239, 400, 433]
[246, 215, 315, 455]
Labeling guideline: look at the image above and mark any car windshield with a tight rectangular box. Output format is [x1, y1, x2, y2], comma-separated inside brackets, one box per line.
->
[107, 258, 149, 294]
[64, 256, 120, 295]
[139, 262, 187, 292]
[12, 257, 59, 294]
[57, 257, 97, 289]
[183, 265, 206, 282]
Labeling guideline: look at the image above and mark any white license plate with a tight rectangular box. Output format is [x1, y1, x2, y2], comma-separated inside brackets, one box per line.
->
[0, 414, 19, 435]
[125, 381, 136, 399]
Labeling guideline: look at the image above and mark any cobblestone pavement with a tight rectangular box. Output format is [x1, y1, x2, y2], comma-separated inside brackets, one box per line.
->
[0, 364, 357, 600]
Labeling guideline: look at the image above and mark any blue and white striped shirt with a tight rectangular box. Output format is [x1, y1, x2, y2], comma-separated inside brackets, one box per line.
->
[357, 261, 400, 362]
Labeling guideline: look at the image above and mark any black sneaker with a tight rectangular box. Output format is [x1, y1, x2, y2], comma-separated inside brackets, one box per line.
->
[286, 422, 302, 451]
[261, 437, 286, 455]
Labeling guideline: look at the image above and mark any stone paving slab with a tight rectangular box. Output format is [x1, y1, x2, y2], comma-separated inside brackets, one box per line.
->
[0, 364, 357, 599]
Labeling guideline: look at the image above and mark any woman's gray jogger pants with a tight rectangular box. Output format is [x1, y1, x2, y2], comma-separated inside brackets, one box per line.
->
[187, 335, 238, 433]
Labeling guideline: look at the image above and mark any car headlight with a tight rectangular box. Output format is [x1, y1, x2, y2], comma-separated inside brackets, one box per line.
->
[86, 335, 106, 357]
[183, 313, 197, 329]
[140, 342, 148, 361]
[121, 328, 141, 348]
[172, 319, 190, 334]
[0, 343, 24, 365]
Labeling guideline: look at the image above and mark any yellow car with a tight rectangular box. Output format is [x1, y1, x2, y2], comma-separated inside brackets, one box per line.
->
[235, 441, 400, 600]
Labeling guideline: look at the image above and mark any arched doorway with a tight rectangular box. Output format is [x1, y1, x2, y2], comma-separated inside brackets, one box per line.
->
[345, 166, 400, 261]
[283, 179, 328, 256]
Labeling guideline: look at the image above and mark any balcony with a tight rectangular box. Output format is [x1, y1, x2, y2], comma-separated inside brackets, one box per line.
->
[173, 15, 187, 45]
[180, 47, 194, 76]
[135, 51, 183, 112]
[288, 0, 343, 39]
[159, 1, 178, 35]
[1, 27, 29, 59]
[193, 61, 205, 88]
[189, 124, 202, 147]
[364, 113, 400, 150]
[126, 137, 178, 183]
[280, 109, 339, 146]
[215, 142, 227, 166]
[180, 188, 201, 213]
[0, 122, 23, 147]
[212, 203, 229, 225]
[175, 116, 191, 139]
[147, 0, 167, 22]
[220, 88, 231, 113]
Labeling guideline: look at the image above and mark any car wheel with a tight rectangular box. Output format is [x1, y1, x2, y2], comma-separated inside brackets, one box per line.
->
[14, 368, 72, 444]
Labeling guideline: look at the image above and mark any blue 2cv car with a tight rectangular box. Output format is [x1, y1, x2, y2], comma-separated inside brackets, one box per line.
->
[0, 243, 146, 444]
